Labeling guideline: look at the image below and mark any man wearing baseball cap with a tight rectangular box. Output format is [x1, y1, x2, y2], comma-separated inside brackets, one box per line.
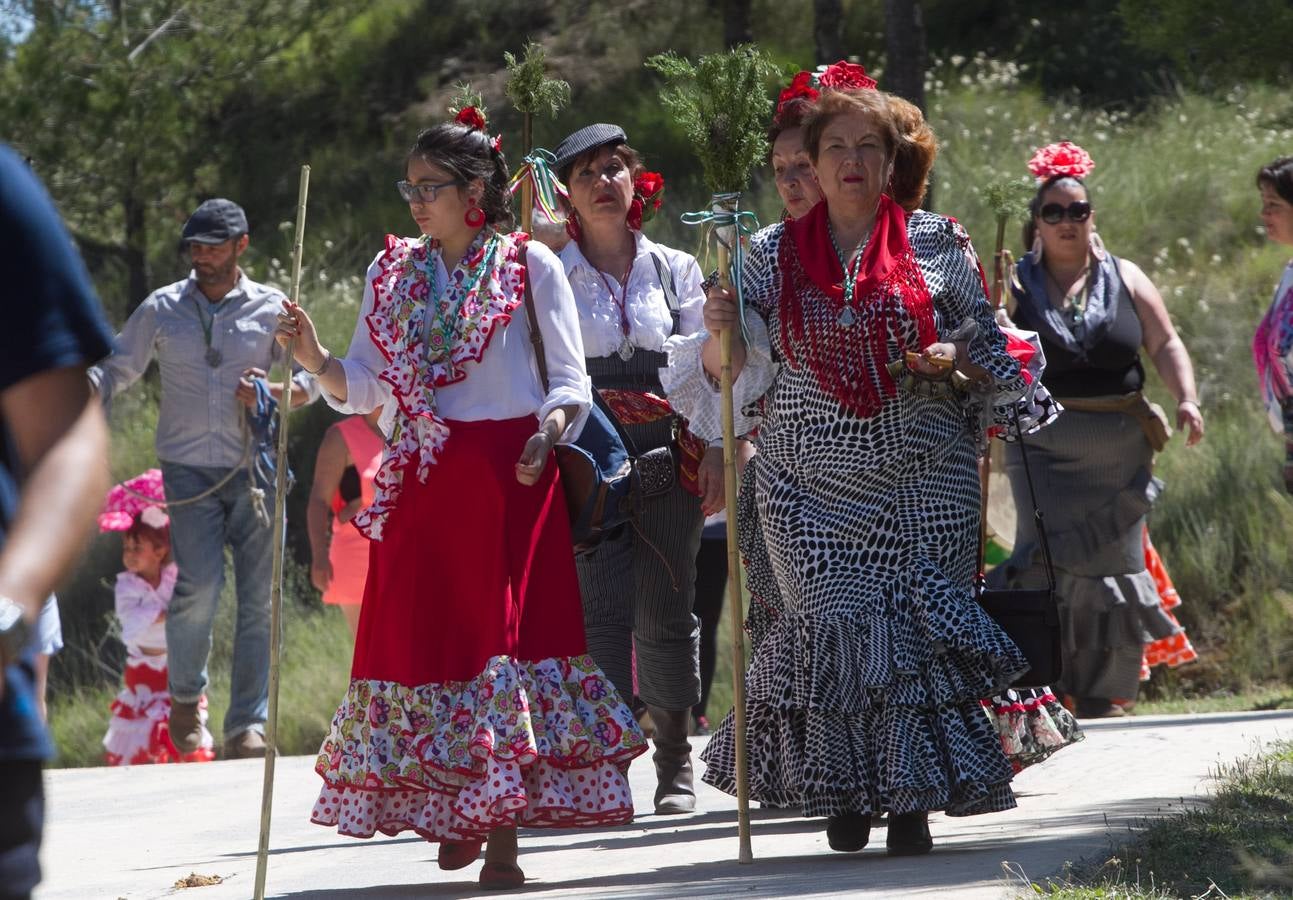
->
[89, 198, 319, 760]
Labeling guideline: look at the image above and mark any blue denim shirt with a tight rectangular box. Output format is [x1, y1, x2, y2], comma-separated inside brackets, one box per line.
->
[90, 272, 319, 468]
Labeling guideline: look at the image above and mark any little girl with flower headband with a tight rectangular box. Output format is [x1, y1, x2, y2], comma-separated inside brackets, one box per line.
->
[101, 470, 215, 765]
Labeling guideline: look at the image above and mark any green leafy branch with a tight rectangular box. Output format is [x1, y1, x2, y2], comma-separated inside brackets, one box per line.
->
[645, 46, 778, 195]
[983, 174, 1034, 222]
[504, 42, 570, 119]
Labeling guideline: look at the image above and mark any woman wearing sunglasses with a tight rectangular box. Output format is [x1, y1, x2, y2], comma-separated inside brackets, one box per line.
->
[992, 142, 1204, 720]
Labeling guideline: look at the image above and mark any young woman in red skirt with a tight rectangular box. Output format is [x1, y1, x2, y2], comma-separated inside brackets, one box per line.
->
[275, 110, 646, 890]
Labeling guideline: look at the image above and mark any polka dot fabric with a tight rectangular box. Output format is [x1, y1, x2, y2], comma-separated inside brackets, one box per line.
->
[701, 212, 1029, 819]
[312, 654, 646, 841]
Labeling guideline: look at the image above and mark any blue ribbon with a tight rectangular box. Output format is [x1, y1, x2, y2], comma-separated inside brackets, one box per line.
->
[680, 192, 760, 346]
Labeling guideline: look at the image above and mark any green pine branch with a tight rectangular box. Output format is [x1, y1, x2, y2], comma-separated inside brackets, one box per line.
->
[645, 45, 778, 195]
[983, 174, 1034, 222]
[504, 42, 570, 119]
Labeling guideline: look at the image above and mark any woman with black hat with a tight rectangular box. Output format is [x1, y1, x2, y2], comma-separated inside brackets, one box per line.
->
[553, 123, 715, 815]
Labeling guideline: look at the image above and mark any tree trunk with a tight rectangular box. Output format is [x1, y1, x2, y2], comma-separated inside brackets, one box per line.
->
[883, 0, 927, 111]
[721, 0, 752, 48]
[883, 0, 932, 207]
[813, 0, 843, 64]
[122, 157, 149, 309]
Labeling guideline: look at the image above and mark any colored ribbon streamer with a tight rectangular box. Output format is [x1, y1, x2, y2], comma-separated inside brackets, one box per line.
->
[508, 148, 569, 225]
[681, 192, 760, 345]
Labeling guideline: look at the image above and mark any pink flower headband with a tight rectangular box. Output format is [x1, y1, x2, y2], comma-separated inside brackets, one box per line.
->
[99, 469, 169, 532]
[1027, 141, 1095, 183]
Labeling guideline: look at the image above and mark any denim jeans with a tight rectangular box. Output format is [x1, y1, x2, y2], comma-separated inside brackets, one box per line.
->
[161, 462, 275, 739]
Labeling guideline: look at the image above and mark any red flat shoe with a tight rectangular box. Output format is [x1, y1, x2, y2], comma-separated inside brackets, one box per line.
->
[437, 839, 484, 871]
[479, 861, 525, 890]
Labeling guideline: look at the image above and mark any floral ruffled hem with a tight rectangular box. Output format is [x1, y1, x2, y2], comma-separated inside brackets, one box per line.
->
[982, 687, 1085, 774]
[313, 653, 647, 841]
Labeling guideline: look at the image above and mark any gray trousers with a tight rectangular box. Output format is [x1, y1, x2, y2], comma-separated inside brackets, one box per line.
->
[576, 416, 703, 711]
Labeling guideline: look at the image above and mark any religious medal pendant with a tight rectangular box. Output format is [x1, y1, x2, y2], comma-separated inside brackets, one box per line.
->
[837, 305, 857, 327]
[617, 335, 635, 361]
[205, 346, 222, 368]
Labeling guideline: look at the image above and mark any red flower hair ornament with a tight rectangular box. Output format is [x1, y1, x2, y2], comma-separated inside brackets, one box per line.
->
[774, 71, 821, 126]
[627, 171, 665, 231]
[1027, 141, 1095, 183]
[816, 60, 879, 91]
[454, 106, 503, 155]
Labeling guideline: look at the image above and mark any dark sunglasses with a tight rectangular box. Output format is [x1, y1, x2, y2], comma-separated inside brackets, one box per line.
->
[1040, 200, 1092, 224]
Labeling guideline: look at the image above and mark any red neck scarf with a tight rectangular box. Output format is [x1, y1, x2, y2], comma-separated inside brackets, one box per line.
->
[778, 195, 937, 418]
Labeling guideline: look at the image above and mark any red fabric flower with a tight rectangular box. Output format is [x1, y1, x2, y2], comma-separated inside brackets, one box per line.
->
[628, 171, 664, 229]
[1027, 141, 1095, 181]
[455, 106, 487, 132]
[818, 60, 878, 91]
[775, 71, 821, 126]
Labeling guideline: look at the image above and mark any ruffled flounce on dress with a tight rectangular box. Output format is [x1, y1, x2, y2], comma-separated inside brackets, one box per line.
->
[103, 653, 215, 766]
[312, 655, 646, 839]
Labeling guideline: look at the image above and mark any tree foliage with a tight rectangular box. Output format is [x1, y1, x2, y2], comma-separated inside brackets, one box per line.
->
[0, 0, 365, 311]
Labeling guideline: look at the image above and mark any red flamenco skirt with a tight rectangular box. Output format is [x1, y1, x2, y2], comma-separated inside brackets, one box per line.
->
[103, 653, 216, 766]
[311, 416, 647, 842]
[1140, 528, 1198, 679]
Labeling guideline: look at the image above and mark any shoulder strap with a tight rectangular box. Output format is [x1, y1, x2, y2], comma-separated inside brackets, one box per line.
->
[520, 242, 552, 396]
[977, 405, 1056, 593]
[649, 252, 681, 336]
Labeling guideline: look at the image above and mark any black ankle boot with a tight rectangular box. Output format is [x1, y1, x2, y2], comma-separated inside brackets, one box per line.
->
[886, 811, 933, 856]
[826, 812, 872, 852]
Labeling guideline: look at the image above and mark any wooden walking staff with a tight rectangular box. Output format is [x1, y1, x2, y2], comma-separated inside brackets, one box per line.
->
[647, 45, 778, 865]
[253, 163, 310, 900]
[504, 42, 571, 235]
[978, 176, 1032, 571]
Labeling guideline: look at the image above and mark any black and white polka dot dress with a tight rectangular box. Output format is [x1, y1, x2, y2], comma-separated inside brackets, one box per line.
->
[700, 211, 1030, 818]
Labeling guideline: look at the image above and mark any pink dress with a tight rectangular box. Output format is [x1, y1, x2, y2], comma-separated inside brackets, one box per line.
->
[321, 416, 383, 606]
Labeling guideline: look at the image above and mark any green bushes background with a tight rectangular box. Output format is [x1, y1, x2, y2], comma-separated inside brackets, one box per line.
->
[9, 3, 1289, 765]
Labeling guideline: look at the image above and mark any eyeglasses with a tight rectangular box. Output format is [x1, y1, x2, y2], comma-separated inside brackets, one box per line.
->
[396, 179, 463, 203]
[1040, 200, 1092, 224]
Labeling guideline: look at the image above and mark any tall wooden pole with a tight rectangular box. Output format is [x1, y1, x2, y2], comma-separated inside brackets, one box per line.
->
[520, 114, 534, 234]
[715, 195, 753, 864]
[253, 164, 310, 900]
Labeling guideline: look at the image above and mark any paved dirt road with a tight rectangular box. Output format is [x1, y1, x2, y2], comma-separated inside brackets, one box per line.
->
[37, 709, 1293, 899]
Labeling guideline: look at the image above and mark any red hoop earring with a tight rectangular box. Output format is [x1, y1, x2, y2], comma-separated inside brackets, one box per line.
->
[464, 197, 486, 229]
[564, 213, 582, 243]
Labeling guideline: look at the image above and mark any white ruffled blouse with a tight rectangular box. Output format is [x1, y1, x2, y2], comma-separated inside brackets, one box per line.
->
[324, 237, 591, 443]
[560, 232, 706, 357]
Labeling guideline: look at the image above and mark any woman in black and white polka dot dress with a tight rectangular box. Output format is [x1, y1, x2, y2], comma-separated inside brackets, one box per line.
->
[664, 77, 1032, 856]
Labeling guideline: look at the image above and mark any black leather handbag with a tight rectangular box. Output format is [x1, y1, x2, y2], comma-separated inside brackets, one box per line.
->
[977, 407, 1062, 688]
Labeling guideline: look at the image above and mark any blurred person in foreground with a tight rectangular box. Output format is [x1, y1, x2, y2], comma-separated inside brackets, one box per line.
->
[0, 144, 113, 900]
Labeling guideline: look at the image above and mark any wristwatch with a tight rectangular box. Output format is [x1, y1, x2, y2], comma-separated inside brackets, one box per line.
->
[0, 596, 31, 666]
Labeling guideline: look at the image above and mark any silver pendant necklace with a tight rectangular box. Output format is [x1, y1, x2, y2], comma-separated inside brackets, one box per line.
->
[828, 222, 870, 327]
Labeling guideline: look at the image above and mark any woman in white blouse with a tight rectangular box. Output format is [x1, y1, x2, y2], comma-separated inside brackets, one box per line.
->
[275, 115, 646, 890]
[552, 123, 720, 816]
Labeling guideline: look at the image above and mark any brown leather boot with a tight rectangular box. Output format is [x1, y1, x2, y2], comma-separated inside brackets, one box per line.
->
[225, 729, 267, 760]
[168, 700, 203, 754]
[648, 707, 696, 814]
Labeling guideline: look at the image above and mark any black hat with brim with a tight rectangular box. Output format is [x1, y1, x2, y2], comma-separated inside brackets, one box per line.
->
[553, 124, 627, 180]
[181, 198, 249, 246]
